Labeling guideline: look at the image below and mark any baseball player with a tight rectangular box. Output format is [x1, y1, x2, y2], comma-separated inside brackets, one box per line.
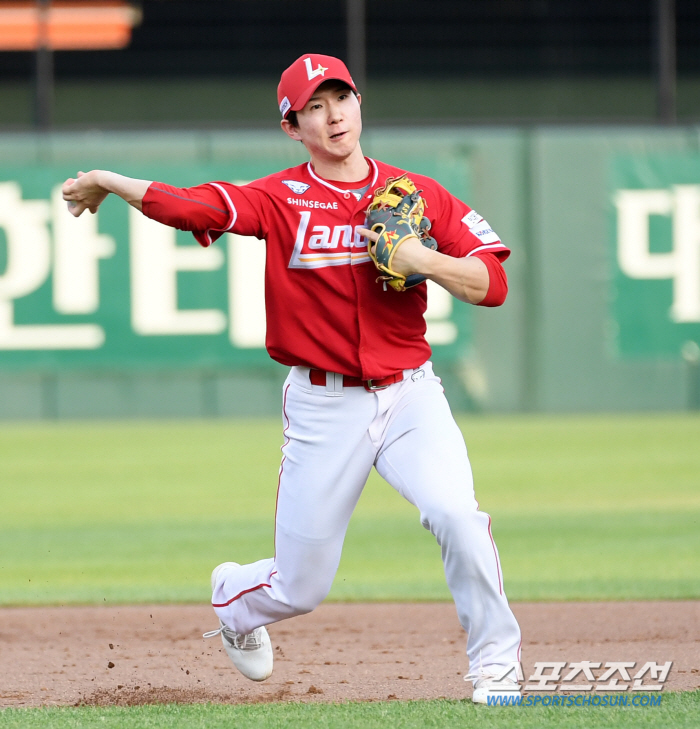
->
[62, 53, 522, 704]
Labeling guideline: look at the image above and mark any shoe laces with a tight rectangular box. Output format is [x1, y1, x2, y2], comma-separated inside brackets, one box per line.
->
[465, 671, 490, 687]
[203, 622, 264, 651]
[465, 669, 519, 688]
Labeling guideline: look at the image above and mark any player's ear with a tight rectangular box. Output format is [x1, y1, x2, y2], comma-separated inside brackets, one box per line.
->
[281, 119, 302, 142]
[357, 93, 362, 106]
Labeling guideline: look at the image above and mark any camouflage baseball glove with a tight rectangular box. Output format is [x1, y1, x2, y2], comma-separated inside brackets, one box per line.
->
[365, 175, 437, 292]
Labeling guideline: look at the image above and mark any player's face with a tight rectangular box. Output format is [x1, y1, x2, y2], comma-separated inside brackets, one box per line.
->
[283, 82, 362, 163]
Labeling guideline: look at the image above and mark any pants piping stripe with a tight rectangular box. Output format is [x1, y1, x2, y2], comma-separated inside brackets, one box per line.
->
[213, 582, 271, 608]
[273, 382, 292, 556]
[486, 514, 503, 596]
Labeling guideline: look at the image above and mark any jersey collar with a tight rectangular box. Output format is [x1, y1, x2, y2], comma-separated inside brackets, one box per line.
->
[306, 158, 378, 195]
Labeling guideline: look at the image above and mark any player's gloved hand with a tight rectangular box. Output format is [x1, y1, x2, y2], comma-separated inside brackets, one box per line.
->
[363, 175, 437, 292]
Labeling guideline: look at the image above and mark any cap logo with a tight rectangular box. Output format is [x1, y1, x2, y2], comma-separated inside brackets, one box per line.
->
[279, 96, 291, 116]
[304, 57, 328, 81]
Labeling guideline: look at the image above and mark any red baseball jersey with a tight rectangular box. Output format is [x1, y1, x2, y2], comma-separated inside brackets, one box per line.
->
[142, 157, 510, 379]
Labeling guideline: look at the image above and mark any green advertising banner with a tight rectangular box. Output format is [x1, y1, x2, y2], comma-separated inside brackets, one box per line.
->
[0, 160, 472, 372]
[611, 155, 700, 359]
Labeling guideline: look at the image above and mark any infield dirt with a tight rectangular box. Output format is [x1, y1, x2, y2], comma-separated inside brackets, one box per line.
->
[1, 602, 698, 707]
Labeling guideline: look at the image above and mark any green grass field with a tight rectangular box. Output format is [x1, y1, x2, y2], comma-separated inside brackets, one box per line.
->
[1, 693, 699, 729]
[1, 413, 699, 605]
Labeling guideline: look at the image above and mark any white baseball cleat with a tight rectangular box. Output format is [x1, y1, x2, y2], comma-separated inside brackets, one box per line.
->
[203, 562, 274, 682]
[467, 669, 522, 705]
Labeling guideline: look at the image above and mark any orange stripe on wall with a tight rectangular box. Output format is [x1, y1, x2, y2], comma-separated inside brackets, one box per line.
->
[0, 2, 140, 50]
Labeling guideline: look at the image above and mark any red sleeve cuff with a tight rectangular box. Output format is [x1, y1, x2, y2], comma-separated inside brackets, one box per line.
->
[472, 251, 508, 307]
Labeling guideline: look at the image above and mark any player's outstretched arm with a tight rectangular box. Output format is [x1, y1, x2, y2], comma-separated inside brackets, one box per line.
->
[358, 228, 490, 305]
[62, 170, 152, 217]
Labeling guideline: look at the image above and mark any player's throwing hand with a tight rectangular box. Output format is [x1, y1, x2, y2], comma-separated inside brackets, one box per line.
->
[62, 170, 151, 216]
[62, 170, 110, 217]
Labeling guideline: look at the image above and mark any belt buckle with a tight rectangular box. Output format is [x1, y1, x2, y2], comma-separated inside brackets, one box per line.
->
[364, 378, 390, 391]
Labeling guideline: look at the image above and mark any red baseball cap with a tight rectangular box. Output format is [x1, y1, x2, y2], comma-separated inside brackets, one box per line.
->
[277, 54, 358, 118]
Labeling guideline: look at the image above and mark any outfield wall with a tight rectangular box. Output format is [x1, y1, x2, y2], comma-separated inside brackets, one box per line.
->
[1, 126, 699, 417]
[3, 77, 700, 127]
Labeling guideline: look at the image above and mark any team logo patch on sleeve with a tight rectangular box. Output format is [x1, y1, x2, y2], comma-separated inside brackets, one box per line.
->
[462, 209, 501, 245]
[471, 221, 500, 243]
[462, 210, 484, 228]
[282, 180, 311, 195]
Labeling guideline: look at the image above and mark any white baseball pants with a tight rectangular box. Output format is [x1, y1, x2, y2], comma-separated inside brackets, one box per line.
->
[212, 362, 521, 672]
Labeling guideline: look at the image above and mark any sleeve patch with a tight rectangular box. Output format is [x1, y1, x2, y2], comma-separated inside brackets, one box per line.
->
[470, 219, 501, 244]
[461, 210, 484, 228]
